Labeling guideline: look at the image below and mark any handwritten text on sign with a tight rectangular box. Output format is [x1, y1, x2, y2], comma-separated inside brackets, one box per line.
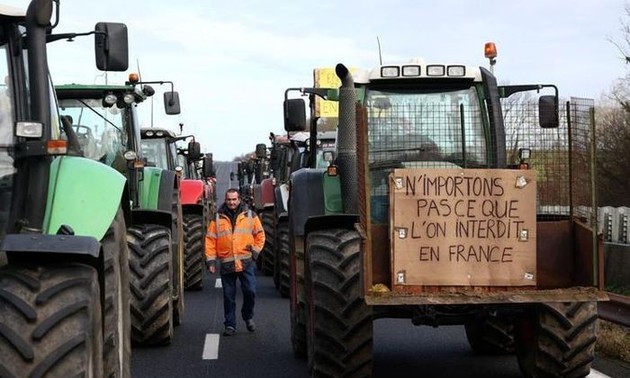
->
[313, 67, 357, 118]
[390, 169, 537, 286]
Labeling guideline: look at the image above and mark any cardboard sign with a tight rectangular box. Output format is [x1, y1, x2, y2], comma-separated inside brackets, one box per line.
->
[312, 67, 357, 118]
[390, 168, 537, 286]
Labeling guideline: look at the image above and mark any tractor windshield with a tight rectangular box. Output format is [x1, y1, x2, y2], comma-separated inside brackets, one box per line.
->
[366, 87, 487, 167]
[58, 99, 127, 166]
[366, 86, 489, 223]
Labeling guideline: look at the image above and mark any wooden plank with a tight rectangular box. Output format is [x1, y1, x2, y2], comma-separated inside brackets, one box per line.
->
[365, 286, 606, 306]
[390, 168, 537, 286]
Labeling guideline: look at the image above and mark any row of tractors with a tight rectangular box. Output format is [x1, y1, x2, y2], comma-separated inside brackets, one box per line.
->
[236, 125, 336, 298]
[250, 55, 606, 377]
[55, 63, 218, 345]
[0, 1, 216, 377]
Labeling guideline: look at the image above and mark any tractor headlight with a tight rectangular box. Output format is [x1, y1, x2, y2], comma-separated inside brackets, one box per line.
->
[402, 65, 421, 76]
[103, 92, 117, 107]
[16, 121, 43, 138]
[447, 65, 466, 76]
[123, 150, 137, 161]
[426, 65, 445, 76]
[381, 66, 400, 78]
[123, 93, 135, 104]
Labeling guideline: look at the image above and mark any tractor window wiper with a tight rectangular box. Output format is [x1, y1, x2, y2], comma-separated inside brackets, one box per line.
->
[77, 99, 122, 132]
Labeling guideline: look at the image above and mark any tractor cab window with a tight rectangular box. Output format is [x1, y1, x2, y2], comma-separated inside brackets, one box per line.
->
[366, 87, 487, 168]
[176, 153, 186, 172]
[315, 141, 336, 168]
[141, 138, 169, 169]
[0, 41, 13, 241]
[58, 99, 127, 168]
[0, 44, 14, 173]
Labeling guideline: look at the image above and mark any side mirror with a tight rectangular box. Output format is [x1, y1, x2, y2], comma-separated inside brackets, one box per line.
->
[203, 153, 215, 177]
[164, 91, 181, 115]
[95, 22, 129, 71]
[539, 95, 559, 128]
[188, 140, 201, 160]
[255, 143, 267, 159]
[284, 98, 306, 132]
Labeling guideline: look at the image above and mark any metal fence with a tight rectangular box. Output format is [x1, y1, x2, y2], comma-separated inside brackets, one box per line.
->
[503, 97, 596, 221]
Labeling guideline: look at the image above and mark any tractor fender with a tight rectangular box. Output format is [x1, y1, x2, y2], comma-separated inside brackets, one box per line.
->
[2, 234, 100, 259]
[275, 184, 289, 216]
[288, 168, 344, 237]
[260, 178, 275, 207]
[252, 183, 264, 211]
[43, 156, 125, 240]
[2, 233, 102, 272]
[140, 167, 178, 213]
[288, 169, 326, 237]
[180, 179, 205, 206]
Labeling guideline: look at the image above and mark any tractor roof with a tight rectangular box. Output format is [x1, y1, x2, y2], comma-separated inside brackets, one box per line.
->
[56, 83, 148, 103]
[0, 5, 25, 19]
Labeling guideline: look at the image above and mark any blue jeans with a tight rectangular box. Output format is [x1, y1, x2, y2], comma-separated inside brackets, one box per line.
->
[221, 262, 256, 329]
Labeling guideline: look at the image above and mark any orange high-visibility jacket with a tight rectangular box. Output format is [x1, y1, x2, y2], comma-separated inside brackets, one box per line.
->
[205, 206, 265, 274]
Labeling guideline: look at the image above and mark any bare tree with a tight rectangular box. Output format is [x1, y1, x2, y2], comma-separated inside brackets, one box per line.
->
[596, 4, 630, 205]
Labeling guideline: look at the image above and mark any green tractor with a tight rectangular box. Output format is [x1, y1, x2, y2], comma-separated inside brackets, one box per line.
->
[286, 55, 606, 377]
[55, 76, 185, 346]
[140, 127, 212, 294]
[0, 1, 132, 376]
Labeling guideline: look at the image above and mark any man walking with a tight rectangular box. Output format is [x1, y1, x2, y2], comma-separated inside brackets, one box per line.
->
[206, 188, 265, 336]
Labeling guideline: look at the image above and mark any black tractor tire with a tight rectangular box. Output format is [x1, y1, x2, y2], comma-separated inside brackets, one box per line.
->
[464, 315, 515, 355]
[261, 209, 275, 276]
[0, 263, 104, 377]
[171, 192, 185, 326]
[127, 224, 174, 346]
[515, 301, 598, 378]
[277, 220, 290, 298]
[183, 213, 205, 291]
[305, 228, 373, 378]
[102, 207, 132, 378]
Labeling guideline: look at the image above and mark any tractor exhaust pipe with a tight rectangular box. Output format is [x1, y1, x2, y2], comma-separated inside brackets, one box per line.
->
[335, 63, 358, 214]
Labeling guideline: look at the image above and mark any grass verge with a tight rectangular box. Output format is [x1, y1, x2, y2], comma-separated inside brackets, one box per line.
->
[596, 320, 630, 363]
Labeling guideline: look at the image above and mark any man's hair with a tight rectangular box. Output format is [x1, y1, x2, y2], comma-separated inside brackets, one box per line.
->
[225, 188, 240, 198]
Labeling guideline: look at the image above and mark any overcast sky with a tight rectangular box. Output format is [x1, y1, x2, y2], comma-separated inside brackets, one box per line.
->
[6, 0, 629, 160]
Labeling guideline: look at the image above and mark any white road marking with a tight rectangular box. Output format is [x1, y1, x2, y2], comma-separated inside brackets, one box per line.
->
[215, 278, 222, 288]
[202, 334, 220, 360]
[588, 369, 611, 378]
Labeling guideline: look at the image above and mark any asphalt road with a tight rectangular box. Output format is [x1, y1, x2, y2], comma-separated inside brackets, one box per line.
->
[131, 271, 630, 378]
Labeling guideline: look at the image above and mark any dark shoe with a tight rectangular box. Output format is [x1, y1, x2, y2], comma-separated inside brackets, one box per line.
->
[245, 319, 256, 332]
[223, 326, 236, 336]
